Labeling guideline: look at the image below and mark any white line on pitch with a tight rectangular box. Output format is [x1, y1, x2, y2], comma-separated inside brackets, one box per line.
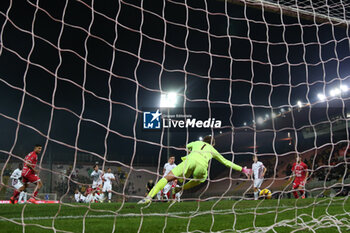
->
[0, 202, 346, 222]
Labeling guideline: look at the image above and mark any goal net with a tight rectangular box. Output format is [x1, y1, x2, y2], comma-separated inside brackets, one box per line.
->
[0, 0, 349, 232]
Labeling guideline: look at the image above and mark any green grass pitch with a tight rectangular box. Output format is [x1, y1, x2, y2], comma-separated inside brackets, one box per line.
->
[0, 197, 349, 233]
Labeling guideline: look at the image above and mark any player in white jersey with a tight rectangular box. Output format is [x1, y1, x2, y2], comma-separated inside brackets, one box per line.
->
[10, 163, 27, 203]
[91, 164, 104, 189]
[101, 168, 115, 203]
[74, 189, 86, 203]
[251, 154, 267, 200]
[157, 156, 177, 200]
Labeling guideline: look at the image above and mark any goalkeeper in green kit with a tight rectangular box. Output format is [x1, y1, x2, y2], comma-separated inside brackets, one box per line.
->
[138, 135, 252, 204]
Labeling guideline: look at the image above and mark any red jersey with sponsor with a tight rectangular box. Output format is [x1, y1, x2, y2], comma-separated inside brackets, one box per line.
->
[85, 187, 93, 195]
[292, 162, 308, 180]
[22, 151, 38, 176]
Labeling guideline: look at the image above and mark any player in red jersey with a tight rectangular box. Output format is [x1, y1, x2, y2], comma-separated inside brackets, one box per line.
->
[85, 185, 94, 196]
[10, 144, 43, 204]
[290, 154, 309, 199]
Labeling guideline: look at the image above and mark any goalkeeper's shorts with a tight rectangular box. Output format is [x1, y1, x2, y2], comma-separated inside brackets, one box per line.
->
[171, 158, 208, 183]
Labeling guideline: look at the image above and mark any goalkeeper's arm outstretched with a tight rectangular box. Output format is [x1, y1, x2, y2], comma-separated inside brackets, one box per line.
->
[138, 135, 252, 204]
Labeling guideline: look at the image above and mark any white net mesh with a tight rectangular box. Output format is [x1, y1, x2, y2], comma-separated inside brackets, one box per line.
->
[0, 0, 350, 232]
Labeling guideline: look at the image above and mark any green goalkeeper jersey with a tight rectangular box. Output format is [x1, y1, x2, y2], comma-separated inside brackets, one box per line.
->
[183, 141, 242, 172]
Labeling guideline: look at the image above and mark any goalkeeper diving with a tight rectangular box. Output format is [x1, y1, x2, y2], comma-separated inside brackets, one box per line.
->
[138, 135, 252, 204]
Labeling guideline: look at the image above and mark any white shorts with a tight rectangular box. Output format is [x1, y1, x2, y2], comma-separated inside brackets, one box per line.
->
[102, 183, 112, 192]
[12, 180, 23, 190]
[85, 194, 94, 203]
[254, 178, 263, 189]
[163, 182, 173, 194]
[92, 181, 102, 189]
[80, 195, 86, 202]
[94, 193, 101, 201]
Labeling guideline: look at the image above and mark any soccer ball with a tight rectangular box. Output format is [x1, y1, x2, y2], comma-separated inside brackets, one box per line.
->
[259, 189, 272, 199]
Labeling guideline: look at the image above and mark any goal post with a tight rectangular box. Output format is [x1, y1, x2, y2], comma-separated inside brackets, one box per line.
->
[222, 0, 350, 27]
